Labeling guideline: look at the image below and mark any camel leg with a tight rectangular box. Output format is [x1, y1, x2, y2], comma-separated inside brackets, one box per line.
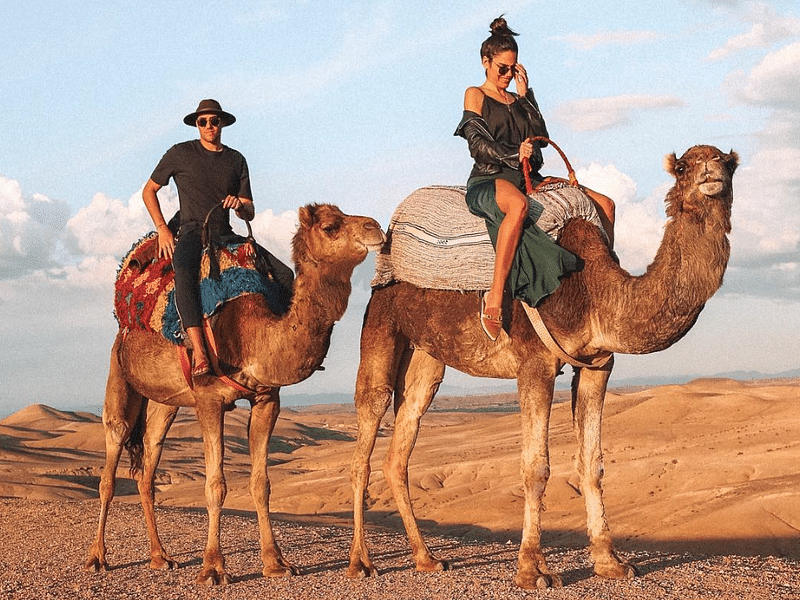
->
[347, 295, 408, 579]
[383, 348, 447, 572]
[514, 360, 563, 589]
[85, 333, 146, 572]
[248, 389, 298, 578]
[194, 401, 231, 586]
[138, 401, 180, 570]
[347, 385, 390, 579]
[572, 361, 635, 580]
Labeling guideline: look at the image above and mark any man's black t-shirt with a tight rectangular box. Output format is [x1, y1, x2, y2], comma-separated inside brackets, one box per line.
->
[150, 139, 252, 233]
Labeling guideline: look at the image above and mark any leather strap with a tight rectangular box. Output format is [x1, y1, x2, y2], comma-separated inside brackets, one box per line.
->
[521, 303, 612, 369]
[522, 136, 579, 195]
[176, 345, 194, 390]
[202, 319, 257, 395]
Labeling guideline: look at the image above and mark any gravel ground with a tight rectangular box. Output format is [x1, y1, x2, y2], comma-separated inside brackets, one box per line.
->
[1, 499, 798, 600]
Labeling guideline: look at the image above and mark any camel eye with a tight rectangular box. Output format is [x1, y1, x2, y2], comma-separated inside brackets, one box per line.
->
[322, 222, 341, 235]
[675, 163, 686, 176]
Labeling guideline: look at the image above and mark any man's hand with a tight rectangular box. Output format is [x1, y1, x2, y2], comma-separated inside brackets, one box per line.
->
[157, 226, 175, 259]
[223, 195, 254, 221]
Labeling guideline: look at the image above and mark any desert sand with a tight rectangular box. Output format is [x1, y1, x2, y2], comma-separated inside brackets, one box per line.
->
[1, 377, 799, 599]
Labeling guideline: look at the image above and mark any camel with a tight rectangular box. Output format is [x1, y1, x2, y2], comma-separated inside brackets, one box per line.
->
[346, 145, 738, 588]
[84, 203, 384, 585]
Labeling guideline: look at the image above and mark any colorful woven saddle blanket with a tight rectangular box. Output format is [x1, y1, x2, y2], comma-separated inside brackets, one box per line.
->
[371, 183, 604, 291]
[114, 233, 287, 344]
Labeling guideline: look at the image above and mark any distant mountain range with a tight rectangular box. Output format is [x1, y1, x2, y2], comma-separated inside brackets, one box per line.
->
[7, 369, 797, 418]
[280, 368, 800, 407]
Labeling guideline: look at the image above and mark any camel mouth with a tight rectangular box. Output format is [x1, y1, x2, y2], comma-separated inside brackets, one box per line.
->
[365, 240, 385, 253]
[698, 179, 725, 196]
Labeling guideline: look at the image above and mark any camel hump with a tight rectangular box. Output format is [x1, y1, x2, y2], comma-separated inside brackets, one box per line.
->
[372, 183, 606, 292]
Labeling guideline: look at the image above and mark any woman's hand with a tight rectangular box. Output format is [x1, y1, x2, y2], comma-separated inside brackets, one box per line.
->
[519, 138, 534, 162]
[157, 226, 175, 260]
[514, 63, 529, 95]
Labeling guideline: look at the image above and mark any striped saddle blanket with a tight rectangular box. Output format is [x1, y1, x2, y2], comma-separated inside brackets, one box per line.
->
[372, 183, 604, 290]
[114, 233, 284, 344]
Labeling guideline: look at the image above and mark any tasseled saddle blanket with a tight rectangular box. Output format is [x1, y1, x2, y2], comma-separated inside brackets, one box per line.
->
[114, 233, 285, 344]
[372, 182, 605, 290]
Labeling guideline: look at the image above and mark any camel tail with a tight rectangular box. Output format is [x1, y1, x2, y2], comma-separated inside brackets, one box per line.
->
[124, 400, 147, 478]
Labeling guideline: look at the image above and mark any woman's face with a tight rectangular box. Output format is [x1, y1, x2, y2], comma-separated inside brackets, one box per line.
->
[483, 50, 518, 90]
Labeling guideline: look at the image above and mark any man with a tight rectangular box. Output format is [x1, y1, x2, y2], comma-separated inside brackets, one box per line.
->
[142, 99, 286, 377]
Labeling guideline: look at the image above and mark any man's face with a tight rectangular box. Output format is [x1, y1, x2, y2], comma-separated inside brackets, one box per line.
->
[196, 113, 223, 144]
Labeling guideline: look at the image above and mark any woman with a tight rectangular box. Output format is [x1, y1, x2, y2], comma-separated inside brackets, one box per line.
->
[455, 17, 614, 340]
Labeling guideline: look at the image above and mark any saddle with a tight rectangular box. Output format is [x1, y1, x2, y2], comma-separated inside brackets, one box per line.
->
[372, 181, 604, 291]
[114, 232, 288, 344]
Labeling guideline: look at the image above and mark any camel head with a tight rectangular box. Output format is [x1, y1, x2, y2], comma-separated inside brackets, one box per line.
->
[291, 204, 385, 274]
[663, 145, 739, 231]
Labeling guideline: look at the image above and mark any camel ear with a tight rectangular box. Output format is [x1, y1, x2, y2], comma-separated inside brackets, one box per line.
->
[725, 151, 740, 175]
[664, 153, 678, 177]
[298, 205, 314, 230]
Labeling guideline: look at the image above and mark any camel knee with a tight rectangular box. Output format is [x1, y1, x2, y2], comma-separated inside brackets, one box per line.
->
[137, 478, 156, 501]
[382, 454, 407, 490]
[205, 476, 227, 507]
[250, 471, 271, 502]
[356, 384, 393, 414]
[98, 472, 117, 500]
[521, 459, 550, 494]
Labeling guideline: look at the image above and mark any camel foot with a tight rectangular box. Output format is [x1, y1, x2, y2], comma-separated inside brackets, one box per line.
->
[196, 568, 232, 586]
[415, 557, 450, 573]
[595, 560, 637, 580]
[83, 557, 109, 573]
[149, 555, 178, 571]
[346, 560, 379, 579]
[514, 570, 563, 589]
[262, 563, 299, 578]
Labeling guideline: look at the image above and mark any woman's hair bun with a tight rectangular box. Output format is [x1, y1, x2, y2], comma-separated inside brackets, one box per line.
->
[480, 15, 520, 58]
[489, 16, 518, 37]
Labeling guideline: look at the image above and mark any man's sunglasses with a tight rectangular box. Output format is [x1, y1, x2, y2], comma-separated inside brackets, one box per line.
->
[197, 116, 221, 128]
[497, 64, 517, 77]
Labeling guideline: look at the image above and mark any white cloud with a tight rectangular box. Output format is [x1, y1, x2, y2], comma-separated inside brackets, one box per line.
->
[735, 41, 800, 110]
[0, 176, 71, 278]
[730, 146, 800, 259]
[0, 175, 301, 290]
[65, 186, 178, 259]
[708, 4, 800, 60]
[576, 162, 668, 273]
[557, 30, 663, 51]
[247, 209, 298, 264]
[553, 95, 684, 132]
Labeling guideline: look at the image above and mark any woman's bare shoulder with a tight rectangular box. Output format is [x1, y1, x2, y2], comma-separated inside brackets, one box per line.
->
[464, 86, 485, 112]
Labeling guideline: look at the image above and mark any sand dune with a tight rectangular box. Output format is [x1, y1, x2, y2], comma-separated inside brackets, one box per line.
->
[1, 377, 799, 597]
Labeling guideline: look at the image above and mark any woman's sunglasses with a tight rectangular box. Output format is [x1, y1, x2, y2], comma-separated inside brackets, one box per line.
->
[197, 116, 221, 128]
[497, 64, 517, 77]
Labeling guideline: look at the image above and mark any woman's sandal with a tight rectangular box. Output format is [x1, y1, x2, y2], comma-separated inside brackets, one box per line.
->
[480, 295, 503, 341]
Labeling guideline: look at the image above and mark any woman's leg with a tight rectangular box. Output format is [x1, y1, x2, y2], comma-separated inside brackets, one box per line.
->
[482, 179, 528, 339]
[172, 231, 210, 374]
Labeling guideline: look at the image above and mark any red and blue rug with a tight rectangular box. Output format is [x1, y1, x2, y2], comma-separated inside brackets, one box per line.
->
[114, 233, 286, 344]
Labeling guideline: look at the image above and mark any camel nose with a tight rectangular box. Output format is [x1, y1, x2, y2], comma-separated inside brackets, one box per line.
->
[363, 218, 386, 243]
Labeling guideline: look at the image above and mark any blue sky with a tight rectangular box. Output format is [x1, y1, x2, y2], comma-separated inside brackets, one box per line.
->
[1, 0, 798, 414]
